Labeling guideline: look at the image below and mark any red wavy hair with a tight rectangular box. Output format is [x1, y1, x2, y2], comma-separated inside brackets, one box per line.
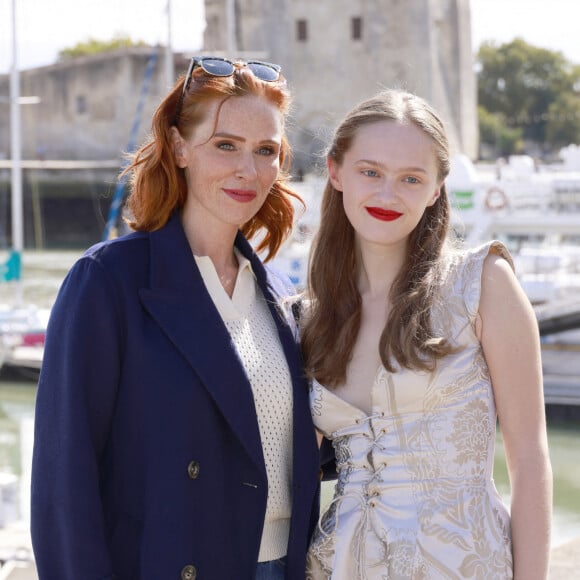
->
[123, 62, 302, 261]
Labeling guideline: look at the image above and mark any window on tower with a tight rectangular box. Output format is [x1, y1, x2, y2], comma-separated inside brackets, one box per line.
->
[76, 95, 87, 115]
[297, 19, 308, 41]
[352, 17, 362, 40]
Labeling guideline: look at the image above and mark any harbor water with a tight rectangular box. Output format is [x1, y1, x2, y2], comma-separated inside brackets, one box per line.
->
[0, 249, 579, 566]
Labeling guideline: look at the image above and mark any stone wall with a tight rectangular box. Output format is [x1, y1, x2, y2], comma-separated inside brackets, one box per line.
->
[0, 48, 190, 162]
[204, 0, 478, 170]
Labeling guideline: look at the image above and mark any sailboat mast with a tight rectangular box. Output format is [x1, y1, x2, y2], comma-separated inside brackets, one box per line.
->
[226, 0, 237, 54]
[10, 0, 23, 305]
[165, 0, 174, 89]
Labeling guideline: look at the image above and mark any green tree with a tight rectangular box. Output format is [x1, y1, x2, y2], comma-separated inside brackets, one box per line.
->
[58, 35, 149, 60]
[546, 92, 580, 147]
[477, 38, 580, 153]
[478, 106, 523, 157]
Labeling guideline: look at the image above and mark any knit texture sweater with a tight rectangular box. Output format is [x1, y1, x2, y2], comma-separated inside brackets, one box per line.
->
[194, 251, 294, 562]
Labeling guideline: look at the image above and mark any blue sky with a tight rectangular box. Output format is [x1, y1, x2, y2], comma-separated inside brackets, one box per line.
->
[1, 0, 580, 74]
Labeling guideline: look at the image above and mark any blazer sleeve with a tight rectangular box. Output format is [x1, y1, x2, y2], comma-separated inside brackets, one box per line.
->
[31, 255, 123, 580]
[320, 436, 338, 481]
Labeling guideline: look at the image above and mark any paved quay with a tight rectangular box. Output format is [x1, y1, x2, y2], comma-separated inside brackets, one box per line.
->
[0, 524, 579, 578]
[548, 536, 580, 580]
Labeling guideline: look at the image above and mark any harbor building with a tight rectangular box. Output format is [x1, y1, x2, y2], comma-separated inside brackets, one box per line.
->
[0, 1, 478, 247]
[0, 47, 187, 162]
[0, 48, 189, 247]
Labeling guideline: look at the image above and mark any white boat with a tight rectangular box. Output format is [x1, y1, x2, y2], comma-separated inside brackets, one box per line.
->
[445, 152, 580, 403]
[0, 305, 49, 379]
[447, 151, 580, 250]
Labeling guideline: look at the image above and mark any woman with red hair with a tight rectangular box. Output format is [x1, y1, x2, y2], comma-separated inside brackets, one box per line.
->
[32, 57, 320, 580]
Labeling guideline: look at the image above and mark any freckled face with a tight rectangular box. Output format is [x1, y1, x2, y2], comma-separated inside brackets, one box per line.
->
[174, 95, 283, 231]
[329, 120, 442, 250]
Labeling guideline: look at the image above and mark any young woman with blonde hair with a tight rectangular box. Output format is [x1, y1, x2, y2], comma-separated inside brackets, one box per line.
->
[303, 89, 552, 579]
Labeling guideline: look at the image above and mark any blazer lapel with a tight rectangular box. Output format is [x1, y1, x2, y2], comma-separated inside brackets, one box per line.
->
[139, 215, 264, 471]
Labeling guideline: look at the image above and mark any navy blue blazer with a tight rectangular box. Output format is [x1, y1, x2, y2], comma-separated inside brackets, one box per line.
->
[31, 214, 320, 580]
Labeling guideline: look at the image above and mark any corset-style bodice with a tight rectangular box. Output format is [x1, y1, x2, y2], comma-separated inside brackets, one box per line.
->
[306, 242, 514, 580]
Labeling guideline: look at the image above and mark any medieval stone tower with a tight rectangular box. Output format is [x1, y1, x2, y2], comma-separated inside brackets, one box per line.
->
[203, 0, 477, 170]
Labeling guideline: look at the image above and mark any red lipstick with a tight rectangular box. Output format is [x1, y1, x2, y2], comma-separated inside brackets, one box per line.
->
[223, 189, 257, 203]
[366, 207, 403, 221]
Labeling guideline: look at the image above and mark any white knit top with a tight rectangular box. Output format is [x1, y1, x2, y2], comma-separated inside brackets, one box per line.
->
[194, 250, 294, 562]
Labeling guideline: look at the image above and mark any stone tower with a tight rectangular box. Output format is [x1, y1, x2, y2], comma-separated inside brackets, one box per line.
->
[203, 0, 477, 170]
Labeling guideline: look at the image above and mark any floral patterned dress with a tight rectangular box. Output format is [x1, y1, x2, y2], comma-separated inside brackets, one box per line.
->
[306, 242, 514, 579]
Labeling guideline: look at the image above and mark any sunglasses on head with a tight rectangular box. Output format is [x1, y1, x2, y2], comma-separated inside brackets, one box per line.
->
[173, 56, 282, 125]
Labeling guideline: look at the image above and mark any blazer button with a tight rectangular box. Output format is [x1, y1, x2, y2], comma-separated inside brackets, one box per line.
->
[181, 564, 197, 579]
[187, 461, 200, 480]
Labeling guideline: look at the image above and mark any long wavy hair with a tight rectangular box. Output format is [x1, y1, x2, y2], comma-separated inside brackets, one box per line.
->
[123, 61, 302, 261]
[302, 89, 456, 386]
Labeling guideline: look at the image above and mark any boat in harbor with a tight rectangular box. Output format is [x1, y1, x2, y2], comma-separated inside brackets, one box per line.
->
[0, 305, 48, 379]
[445, 152, 580, 404]
[0, 248, 48, 379]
